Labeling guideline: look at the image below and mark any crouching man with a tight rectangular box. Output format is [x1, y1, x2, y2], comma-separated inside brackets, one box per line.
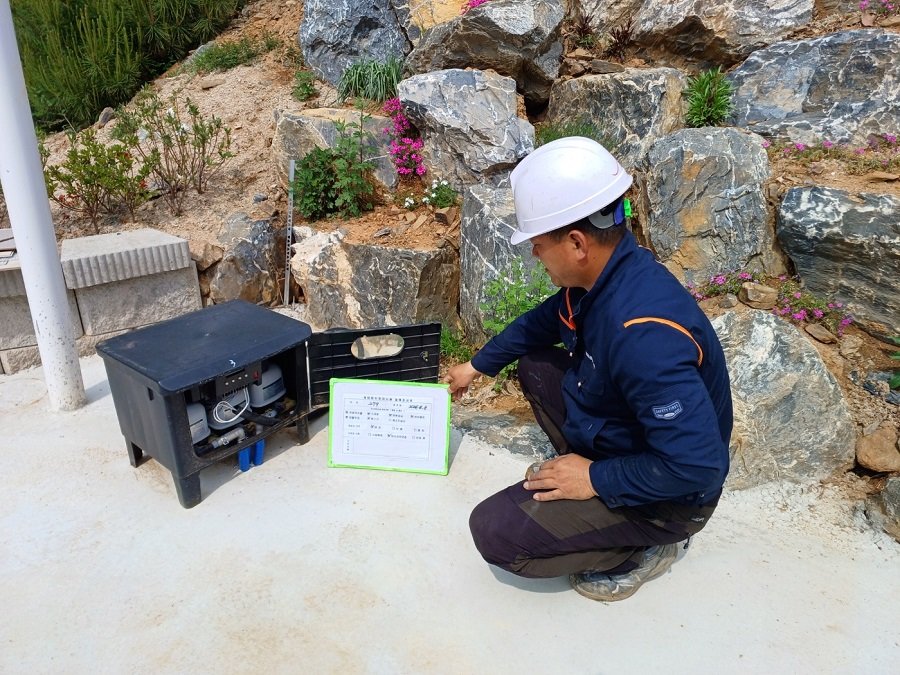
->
[444, 138, 732, 601]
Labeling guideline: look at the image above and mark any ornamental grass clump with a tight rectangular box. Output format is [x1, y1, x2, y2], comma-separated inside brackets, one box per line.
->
[338, 57, 403, 103]
[189, 34, 280, 73]
[382, 98, 427, 177]
[684, 67, 733, 128]
[772, 276, 853, 337]
[535, 119, 611, 148]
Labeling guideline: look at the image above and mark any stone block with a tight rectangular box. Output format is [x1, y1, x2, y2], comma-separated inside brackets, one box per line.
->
[60, 228, 191, 289]
[0, 345, 40, 374]
[0, 328, 128, 374]
[0, 251, 26, 298]
[0, 291, 83, 350]
[74, 265, 201, 335]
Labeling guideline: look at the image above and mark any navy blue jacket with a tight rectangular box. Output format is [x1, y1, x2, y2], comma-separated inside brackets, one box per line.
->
[472, 231, 732, 508]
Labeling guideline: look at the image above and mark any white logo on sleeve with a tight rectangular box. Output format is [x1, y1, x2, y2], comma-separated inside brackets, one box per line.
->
[652, 400, 684, 420]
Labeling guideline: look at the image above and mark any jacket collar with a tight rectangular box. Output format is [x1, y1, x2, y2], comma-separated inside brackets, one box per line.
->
[567, 230, 638, 318]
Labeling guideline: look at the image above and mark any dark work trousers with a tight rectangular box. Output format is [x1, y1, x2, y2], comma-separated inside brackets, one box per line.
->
[469, 347, 719, 578]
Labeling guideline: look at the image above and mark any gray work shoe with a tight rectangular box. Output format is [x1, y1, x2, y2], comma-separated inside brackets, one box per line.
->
[569, 543, 680, 602]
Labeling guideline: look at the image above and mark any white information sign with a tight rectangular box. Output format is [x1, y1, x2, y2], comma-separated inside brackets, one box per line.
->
[327, 378, 450, 474]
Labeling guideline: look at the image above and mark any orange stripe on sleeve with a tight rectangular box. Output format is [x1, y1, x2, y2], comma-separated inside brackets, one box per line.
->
[622, 317, 704, 366]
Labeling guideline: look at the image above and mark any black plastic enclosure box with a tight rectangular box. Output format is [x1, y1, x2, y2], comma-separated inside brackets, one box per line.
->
[97, 300, 441, 508]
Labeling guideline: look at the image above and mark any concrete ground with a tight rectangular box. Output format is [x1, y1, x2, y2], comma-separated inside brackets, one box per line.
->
[3, 355, 899, 674]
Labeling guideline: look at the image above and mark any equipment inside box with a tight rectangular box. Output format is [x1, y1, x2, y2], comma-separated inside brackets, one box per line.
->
[187, 360, 290, 453]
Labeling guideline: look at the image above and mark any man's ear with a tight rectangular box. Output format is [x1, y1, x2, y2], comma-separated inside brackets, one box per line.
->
[568, 229, 590, 257]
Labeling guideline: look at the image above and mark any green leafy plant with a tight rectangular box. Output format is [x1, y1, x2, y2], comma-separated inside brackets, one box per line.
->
[45, 127, 152, 231]
[294, 147, 337, 221]
[13, 0, 244, 130]
[330, 116, 377, 218]
[440, 327, 474, 363]
[535, 119, 611, 148]
[291, 109, 377, 221]
[190, 34, 278, 73]
[292, 71, 317, 101]
[481, 260, 556, 386]
[603, 17, 635, 61]
[337, 57, 404, 103]
[400, 179, 458, 210]
[114, 90, 234, 215]
[684, 67, 733, 127]
[888, 337, 900, 390]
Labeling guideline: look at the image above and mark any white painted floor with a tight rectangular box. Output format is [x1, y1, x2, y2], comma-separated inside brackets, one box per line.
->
[3, 356, 899, 674]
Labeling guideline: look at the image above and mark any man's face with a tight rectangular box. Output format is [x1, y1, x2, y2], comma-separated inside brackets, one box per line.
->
[530, 232, 574, 288]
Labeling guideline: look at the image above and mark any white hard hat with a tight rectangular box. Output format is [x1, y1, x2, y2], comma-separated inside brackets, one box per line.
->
[509, 137, 633, 245]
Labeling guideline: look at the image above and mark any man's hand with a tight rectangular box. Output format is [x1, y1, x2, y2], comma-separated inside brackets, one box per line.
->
[523, 454, 598, 502]
[443, 361, 481, 400]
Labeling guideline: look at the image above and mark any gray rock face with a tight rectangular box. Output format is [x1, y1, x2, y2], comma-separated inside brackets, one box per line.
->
[398, 70, 534, 189]
[452, 409, 552, 460]
[777, 187, 900, 337]
[272, 109, 398, 192]
[546, 68, 686, 169]
[579, 0, 644, 32]
[713, 310, 856, 489]
[633, 0, 813, 66]
[209, 214, 280, 306]
[459, 185, 552, 343]
[299, 0, 411, 87]
[289, 227, 459, 330]
[729, 30, 900, 145]
[867, 477, 900, 543]
[404, 0, 565, 105]
[642, 128, 785, 283]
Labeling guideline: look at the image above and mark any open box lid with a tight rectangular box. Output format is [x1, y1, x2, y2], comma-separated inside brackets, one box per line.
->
[306, 323, 441, 409]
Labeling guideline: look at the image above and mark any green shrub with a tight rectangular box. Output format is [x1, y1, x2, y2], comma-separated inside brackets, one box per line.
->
[45, 128, 152, 231]
[294, 147, 338, 221]
[535, 120, 610, 148]
[190, 34, 278, 73]
[292, 71, 317, 102]
[114, 90, 234, 215]
[12, 0, 244, 130]
[440, 327, 474, 363]
[337, 57, 404, 103]
[480, 259, 556, 385]
[292, 111, 376, 221]
[889, 337, 900, 390]
[685, 67, 733, 127]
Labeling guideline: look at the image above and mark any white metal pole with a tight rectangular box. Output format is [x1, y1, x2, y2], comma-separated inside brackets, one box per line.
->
[0, 0, 85, 410]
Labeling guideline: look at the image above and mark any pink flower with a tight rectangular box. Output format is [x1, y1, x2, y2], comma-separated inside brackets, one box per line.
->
[739, 272, 751, 280]
[792, 310, 807, 321]
[822, 140, 834, 149]
[885, 134, 898, 145]
[714, 274, 727, 285]
[793, 292, 802, 299]
[859, 0, 870, 9]
[794, 143, 806, 151]
[761, 140, 771, 148]
[812, 309, 824, 319]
